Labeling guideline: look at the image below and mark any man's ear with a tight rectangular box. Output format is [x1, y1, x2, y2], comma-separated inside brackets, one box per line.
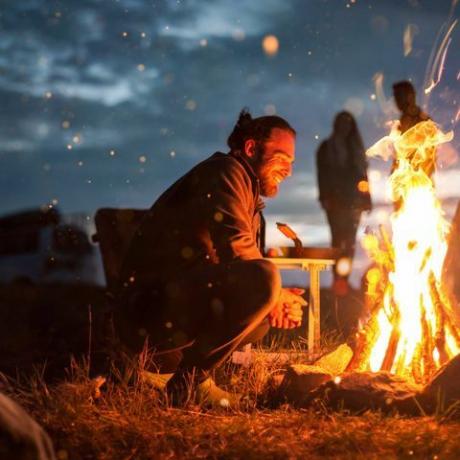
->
[244, 139, 256, 158]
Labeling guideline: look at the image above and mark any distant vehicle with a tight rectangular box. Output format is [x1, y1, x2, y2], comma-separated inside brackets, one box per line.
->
[0, 208, 104, 286]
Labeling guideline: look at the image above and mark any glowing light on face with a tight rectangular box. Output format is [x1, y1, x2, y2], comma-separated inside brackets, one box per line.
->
[255, 129, 295, 198]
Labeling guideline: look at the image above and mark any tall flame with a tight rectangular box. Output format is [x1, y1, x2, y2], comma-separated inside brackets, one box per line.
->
[361, 120, 460, 383]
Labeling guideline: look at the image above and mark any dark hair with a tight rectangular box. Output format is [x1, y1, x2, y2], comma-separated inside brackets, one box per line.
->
[392, 80, 416, 95]
[333, 111, 365, 163]
[227, 108, 296, 151]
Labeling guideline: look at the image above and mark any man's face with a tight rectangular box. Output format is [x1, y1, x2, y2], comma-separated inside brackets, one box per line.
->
[253, 128, 296, 198]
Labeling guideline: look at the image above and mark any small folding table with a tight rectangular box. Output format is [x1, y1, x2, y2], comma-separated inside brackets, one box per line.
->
[267, 247, 337, 354]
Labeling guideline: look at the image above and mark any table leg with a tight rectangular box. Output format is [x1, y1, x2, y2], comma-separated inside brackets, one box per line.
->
[308, 267, 321, 355]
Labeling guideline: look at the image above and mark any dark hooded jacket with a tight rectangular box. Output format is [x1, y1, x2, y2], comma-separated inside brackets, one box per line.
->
[316, 139, 372, 211]
[120, 151, 265, 291]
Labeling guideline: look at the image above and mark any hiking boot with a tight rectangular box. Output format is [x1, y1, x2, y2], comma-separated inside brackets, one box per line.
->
[196, 377, 241, 408]
[165, 369, 200, 406]
[140, 370, 173, 390]
[165, 371, 241, 408]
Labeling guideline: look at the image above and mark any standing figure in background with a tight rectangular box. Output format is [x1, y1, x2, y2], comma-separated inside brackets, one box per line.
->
[392, 80, 433, 176]
[316, 111, 372, 294]
[393, 80, 430, 134]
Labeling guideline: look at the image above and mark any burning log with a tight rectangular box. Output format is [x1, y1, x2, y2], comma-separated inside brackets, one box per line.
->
[362, 231, 393, 281]
[379, 225, 395, 269]
[393, 350, 408, 378]
[346, 316, 378, 372]
[430, 280, 449, 367]
[438, 287, 460, 350]
[380, 328, 400, 372]
[380, 296, 400, 372]
[429, 272, 460, 354]
[411, 344, 423, 384]
[419, 302, 436, 382]
[347, 273, 389, 372]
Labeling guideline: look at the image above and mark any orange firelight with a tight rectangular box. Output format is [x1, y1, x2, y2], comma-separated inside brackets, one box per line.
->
[358, 120, 460, 383]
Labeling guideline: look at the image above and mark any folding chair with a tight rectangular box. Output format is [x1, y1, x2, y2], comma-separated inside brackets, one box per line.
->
[93, 208, 148, 296]
[93, 207, 182, 378]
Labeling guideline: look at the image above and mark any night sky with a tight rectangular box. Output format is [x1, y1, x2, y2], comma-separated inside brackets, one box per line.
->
[1, 0, 459, 257]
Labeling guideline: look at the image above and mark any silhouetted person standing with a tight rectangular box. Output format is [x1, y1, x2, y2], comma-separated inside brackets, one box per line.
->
[392, 80, 433, 176]
[316, 111, 372, 291]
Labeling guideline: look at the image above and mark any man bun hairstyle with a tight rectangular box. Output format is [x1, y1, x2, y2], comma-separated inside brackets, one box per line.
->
[227, 108, 296, 152]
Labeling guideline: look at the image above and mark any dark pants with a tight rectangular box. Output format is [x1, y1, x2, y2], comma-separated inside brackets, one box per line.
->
[115, 259, 281, 377]
[326, 206, 362, 280]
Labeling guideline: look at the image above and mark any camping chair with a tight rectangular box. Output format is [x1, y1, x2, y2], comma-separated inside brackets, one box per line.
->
[93, 208, 148, 297]
[92, 208, 180, 382]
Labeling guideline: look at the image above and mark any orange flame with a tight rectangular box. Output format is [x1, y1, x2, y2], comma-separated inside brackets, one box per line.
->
[362, 120, 459, 383]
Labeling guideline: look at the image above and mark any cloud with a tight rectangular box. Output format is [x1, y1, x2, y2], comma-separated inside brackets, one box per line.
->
[0, 0, 458, 237]
[158, 0, 291, 45]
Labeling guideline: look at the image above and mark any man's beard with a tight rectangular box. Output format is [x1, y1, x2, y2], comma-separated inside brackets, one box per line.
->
[253, 144, 279, 197]
[259, 177, 278, 197]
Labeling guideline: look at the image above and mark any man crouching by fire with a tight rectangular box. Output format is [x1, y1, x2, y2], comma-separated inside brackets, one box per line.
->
[116, 109, 307, 406]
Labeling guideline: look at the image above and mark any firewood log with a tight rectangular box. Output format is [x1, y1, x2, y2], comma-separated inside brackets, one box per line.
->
[430, 273, 460, 350]
[411, 344, 423, 384]
[419, 302, 436, 381]
[380, 328, 400, 372]
[346, 317, 378, 372]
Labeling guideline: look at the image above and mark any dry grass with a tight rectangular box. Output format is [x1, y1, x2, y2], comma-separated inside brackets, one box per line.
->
[3, 285, 460, 457]
[2, 344, 460, 460]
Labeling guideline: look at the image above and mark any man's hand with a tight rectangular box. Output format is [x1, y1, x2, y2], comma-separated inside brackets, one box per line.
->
[269, 288, 307, 329]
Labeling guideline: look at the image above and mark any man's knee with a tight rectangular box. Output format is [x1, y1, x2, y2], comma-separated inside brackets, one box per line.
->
[241, 318, 270, 344]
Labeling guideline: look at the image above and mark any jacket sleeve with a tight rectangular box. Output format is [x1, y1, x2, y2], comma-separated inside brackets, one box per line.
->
[204, 160, 263, 262]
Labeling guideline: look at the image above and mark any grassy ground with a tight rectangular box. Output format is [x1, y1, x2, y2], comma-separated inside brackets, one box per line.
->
[2, 284, 460, 459]
[3, 348, 460, 460]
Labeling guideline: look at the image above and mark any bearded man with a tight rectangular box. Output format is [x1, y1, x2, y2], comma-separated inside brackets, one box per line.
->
[117, 109, 306, 405]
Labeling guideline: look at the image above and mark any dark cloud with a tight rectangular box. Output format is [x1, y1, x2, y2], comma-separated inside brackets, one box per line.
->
[0, 0, 459, 251]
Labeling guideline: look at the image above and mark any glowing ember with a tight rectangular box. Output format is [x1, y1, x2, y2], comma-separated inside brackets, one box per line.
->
[356, 120, 460, 384]
[262, 35, 279, 56]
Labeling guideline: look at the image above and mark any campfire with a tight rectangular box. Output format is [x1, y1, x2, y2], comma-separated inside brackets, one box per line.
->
[347, 120, 460, 384]
[280, 120, 460, 414]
